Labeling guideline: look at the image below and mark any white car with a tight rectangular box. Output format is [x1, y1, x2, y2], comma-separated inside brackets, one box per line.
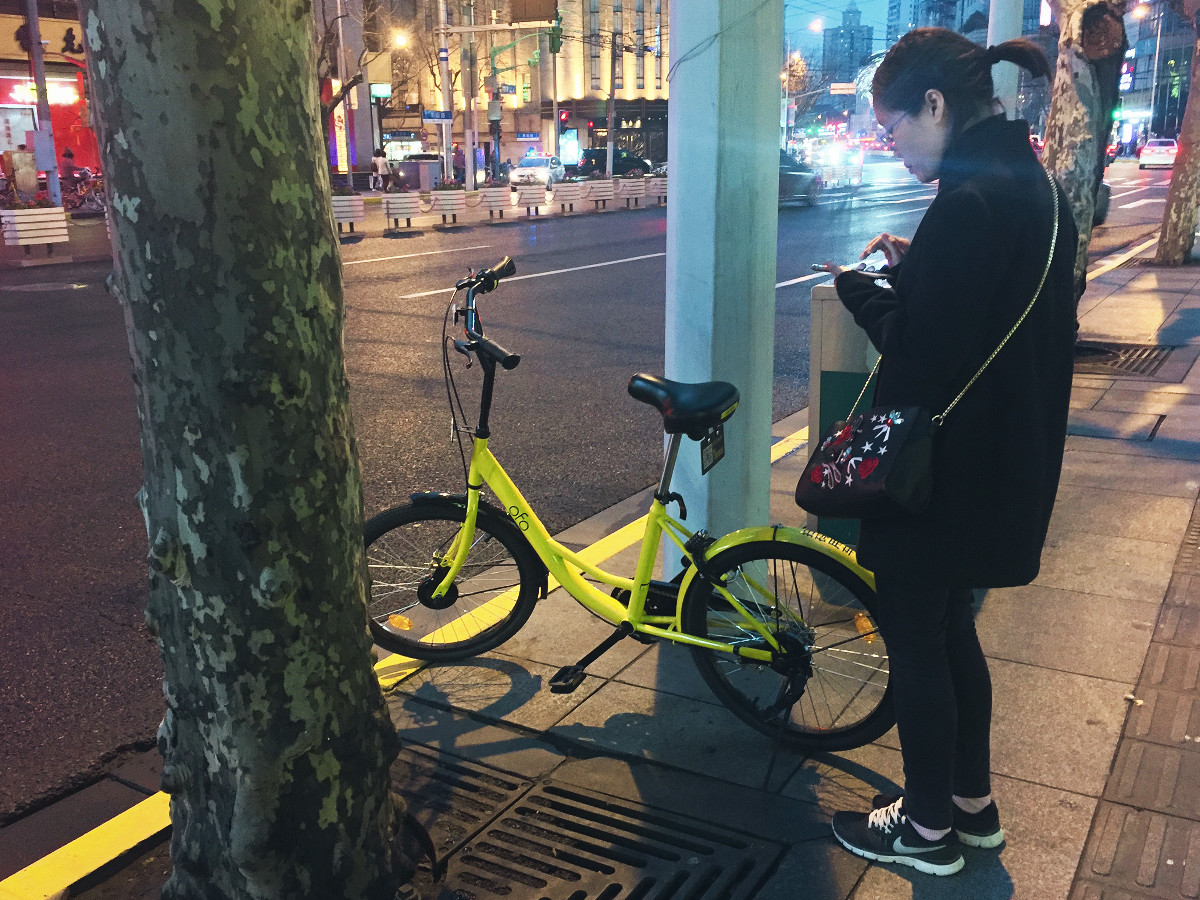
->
[508, 155, 566, 186]
[1139, 139, 1177, 169]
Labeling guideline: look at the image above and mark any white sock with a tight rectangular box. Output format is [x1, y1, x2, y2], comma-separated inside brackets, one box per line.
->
[909, 818, 951, 841]
[953, 794, 992, 814]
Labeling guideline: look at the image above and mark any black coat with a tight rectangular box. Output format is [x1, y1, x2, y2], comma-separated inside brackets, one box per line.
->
[834, 116, 1078, 588]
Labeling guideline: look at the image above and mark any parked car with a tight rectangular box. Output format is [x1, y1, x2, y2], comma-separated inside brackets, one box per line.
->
[778, 151, 822, 206]
[1105, 142, 1119, 165]
[508, 154, 566, 186]
[1139, 138, 1177, 169]
[577, 147, 651, 177]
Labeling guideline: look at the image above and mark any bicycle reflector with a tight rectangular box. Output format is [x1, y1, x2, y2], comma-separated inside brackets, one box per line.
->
[854, 611, 876, 643]
[388, 613, 414, 631]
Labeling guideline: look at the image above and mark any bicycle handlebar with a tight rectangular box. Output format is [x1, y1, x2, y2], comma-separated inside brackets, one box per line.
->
[456, 256, 516, 296]
[455, 256, 521, 370]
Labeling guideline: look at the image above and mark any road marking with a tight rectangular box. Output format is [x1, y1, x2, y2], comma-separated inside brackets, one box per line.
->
[1118, 198, 1165, 210]
[1111, 187, 1149, 199]
[1088, 235, 1159, 279]
[397, 252, 667, 298]
[776, 272, 831, 288]
[342, 244, 493, 266]
[0, 282, 90, 293]
[877, 200, 934, 219]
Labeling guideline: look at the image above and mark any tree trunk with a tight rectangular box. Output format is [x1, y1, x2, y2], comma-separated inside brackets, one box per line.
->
[1042, 0, 1127, 296]
[1156, 33, 1200, 264]
[79, 2, 408, 897]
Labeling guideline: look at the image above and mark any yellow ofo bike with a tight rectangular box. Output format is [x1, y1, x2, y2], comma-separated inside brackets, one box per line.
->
[365, 257, 893, 752]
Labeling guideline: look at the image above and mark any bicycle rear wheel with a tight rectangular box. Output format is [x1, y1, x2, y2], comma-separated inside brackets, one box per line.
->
[364, 499, 542, 661]
[681, 540, 892, 752]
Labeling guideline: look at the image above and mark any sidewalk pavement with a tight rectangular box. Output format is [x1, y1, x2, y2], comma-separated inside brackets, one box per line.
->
[4, 230, 1200, 899]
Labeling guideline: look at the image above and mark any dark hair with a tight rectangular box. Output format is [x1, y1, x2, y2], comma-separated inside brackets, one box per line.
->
[872, 29, 1051, 134]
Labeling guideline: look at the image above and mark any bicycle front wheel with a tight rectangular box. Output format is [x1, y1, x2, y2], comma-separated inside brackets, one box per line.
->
[681, 541, 892, 752]
[364, 500, 541, 662]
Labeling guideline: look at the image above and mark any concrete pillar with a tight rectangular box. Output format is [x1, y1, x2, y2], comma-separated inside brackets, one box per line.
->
[664, 0, 783, 543]
[987, 0, 1023, 118]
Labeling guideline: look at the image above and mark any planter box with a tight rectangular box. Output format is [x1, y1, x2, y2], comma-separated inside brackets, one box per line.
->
[582, 179, 614, 208]
[614, 178, 646, 207]
[383, 193, 424, 228]
[644, 176, 668, 204]
[331, 195, 365, 233]
[429, 190, 466, 223]
[514, 183, 547, 214]
[477, 186, 513, 218]
[1, 207, 69, 262]
[549, 181, 584, 212]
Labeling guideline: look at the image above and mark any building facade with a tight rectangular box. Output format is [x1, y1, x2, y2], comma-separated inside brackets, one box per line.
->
[0, 0, 99, 172]
[822, 3, 874, 84]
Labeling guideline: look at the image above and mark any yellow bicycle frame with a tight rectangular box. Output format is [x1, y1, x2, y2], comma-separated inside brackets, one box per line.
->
[430, 435, 875, 663]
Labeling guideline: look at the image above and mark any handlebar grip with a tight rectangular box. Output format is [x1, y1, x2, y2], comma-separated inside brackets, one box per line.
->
[476, 337, 521, 370]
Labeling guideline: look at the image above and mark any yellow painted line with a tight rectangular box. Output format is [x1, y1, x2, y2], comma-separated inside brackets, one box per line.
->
[771, 425, 809, 462]
[8, 421, 815, 894]
[1089, 235, 1158, 280]
[0, 791, 170, 900]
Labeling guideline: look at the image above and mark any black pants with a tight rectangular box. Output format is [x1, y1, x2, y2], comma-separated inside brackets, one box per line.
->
[873, 577, 993, 831]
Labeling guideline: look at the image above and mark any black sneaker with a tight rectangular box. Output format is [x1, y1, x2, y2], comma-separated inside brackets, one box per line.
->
[832, 797, 965, 876]
[872, 792, 1005, 849]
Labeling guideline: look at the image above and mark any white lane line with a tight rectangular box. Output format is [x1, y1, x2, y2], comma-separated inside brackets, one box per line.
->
[343, 244, 493, 266]
[776, 271, 831, 288]
[397, 252, 667, 298]
[1111, 187, 1149, 199]
[877, 200, 934, 218]
[1118, 198, 1165, 209]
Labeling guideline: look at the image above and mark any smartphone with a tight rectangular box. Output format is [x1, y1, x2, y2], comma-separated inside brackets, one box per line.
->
[811, 263, 894, 278]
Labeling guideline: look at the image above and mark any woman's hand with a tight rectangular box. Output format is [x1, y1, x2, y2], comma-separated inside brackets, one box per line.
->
[860, 233, 910, 267]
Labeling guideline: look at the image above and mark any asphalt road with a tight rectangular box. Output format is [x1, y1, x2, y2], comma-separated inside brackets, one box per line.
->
[0, 155, 1169, 824]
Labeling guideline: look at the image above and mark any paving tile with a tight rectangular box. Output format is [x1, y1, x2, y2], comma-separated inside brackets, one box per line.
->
[107, 750, 163, 795]
[1125, 690, 1200, 752]
[384, 697, 566, 780]
[610, 641, 717, 703]
[386, 654, 603, 732]
[976, 583, 1157, 683]
[1097, 390, 1200, 415]
[486, 589, 652, 679]
[1156, 604, 1200, 648]
[1073, 387, 1107, 410]
[1139, 642, 1200, 694]
[1066, 433, 1200, 461]
[1058, 448, 1200, 498]
[548, 678, 807, 791]
[1107, 739, 1200, 814]
[1068, 410, 1162, 441]
[988, 659, 1129, 797]
[756, 839, 866, 900]
[1077, 803, 1200, 898]
[1048, 486, 1194, 545]
[1036, 531, 1177, 603]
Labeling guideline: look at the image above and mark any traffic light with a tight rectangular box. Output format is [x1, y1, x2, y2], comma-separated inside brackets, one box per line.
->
[548, 17, 563, 53]
[558, 109, 569, 134]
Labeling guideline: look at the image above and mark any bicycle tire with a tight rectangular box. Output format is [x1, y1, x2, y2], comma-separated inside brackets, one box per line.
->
[681, 540, 893, 752]
[364, 499, 541, 661]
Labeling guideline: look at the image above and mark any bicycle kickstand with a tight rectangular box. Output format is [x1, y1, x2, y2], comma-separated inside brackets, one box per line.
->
[549, 622, 634, 694]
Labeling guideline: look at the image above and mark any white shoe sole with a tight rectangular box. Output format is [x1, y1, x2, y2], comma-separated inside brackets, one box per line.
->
[956, 827, 1005, 849]
[833, 832, 966, 876]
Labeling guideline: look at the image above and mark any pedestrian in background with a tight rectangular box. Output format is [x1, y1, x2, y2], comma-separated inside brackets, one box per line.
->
[369, 148, 389, 191]
[823, 28, 1077, 876]
[453, 145, 466, 183]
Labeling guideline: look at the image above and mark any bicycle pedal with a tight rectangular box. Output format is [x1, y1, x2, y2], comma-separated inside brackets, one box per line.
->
[549, 665, 587, 694]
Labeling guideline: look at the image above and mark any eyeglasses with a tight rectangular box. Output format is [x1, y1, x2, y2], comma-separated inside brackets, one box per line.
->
[880, 111, 911, 141]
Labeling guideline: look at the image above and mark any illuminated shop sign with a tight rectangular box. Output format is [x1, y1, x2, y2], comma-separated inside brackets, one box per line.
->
[2, 77, 79, 106]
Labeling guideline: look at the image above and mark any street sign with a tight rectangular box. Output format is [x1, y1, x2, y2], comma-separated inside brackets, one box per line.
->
[500, 83, 516, 95]
[830, 83, 856, 95]
[438, 48, 449, 62]
[516, 132, 540, 141]
[422, 110, 453, 122]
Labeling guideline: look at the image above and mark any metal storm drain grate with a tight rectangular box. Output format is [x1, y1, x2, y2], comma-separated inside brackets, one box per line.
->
[444, 780, 780, 899]
[392, 744, 533, 856]
[1074, 341, 1176, 376]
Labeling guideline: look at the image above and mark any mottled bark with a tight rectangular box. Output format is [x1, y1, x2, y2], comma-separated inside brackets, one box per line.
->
[79, 2, 408, 898]
[1043, 0, 1128, 295]
[1156, 29, 1200, 265]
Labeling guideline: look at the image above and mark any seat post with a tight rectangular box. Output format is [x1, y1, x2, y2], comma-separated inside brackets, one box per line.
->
[655, 433, 683, 501]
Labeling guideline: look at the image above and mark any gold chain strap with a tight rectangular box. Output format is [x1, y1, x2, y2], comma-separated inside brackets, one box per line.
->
[847, 166, 1059, 425]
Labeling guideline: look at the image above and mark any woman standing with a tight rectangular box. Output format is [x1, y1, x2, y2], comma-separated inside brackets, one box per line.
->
[826, 29, 1078, 876]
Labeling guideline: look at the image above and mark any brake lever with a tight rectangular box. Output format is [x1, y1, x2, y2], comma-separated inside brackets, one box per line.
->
[453, 339, 473, 368]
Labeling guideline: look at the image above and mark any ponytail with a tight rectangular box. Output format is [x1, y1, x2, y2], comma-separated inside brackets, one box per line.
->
[874, 28, 1051, 131]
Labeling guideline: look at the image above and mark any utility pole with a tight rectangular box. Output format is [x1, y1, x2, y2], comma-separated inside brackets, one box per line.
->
[607, 35, 618, 175]
[464, 0, 477, 188]
[437, 0, 454, 180]
[24, 0, 61, 206]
